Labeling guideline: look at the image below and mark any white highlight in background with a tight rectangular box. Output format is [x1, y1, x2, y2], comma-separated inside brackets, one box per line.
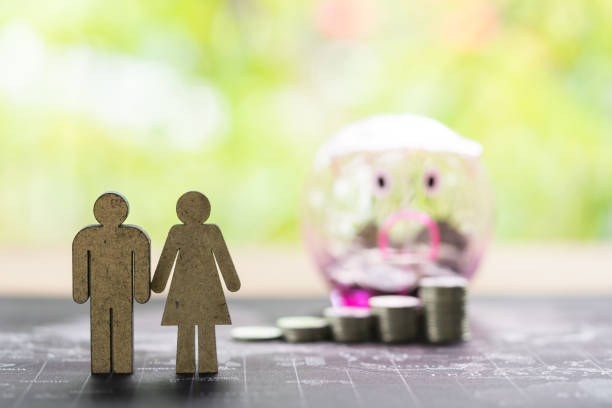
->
[0, 21, 229, 151]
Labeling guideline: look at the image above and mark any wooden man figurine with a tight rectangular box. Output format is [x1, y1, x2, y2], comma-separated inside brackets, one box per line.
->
[72, 192, 151, 374]
[151, 191, 241, 374]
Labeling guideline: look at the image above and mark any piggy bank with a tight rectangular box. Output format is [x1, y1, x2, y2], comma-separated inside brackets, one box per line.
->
[303, 113, 493, 307]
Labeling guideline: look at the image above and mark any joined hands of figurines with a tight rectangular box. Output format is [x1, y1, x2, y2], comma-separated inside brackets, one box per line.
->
[151, 191, 241, 374]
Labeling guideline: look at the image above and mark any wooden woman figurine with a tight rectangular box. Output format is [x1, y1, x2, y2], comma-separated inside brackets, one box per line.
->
[151, 191, 241, 374]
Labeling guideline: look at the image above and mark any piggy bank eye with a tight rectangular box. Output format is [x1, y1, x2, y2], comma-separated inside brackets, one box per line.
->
[424, 170, 441, 196]
[373, 170, 392, 197]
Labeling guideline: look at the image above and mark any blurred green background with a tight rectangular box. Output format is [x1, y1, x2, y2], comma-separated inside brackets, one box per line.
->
[0, 0, 611, 246]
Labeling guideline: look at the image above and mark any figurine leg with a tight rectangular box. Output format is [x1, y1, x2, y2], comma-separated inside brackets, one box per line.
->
[176, 325, 196, 374]
[90, 306, 111, 374]
[198, 325, 217, 374]
[111, 305, 133, 374]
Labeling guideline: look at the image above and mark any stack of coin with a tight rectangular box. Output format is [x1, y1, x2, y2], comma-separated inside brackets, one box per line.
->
[276, 316, 330, 343]
[369, 296, 420, 343]
[420, 276, 469, 344]
[231, 326, 283, 342]
[323, 307, 373, 343]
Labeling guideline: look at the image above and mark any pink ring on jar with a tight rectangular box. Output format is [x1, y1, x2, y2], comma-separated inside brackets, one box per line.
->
[377, 210, 441, 261]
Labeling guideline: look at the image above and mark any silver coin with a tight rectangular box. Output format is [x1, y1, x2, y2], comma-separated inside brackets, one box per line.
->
[369, 296, 420, 343]
[420, 276, 468, 288]
[420, 277, 469, 344]
[277, 316, 330, 343]
[324, 307, 373, 343]
[323, 306, 371, 319]
[369, 295, 421, 309]
[231, 326, 283, 341]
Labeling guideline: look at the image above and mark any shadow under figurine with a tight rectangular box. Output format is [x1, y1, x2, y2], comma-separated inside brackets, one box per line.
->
[152, 191, 241, 374]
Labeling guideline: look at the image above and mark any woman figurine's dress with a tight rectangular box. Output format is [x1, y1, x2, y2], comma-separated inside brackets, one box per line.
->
[152, 191, 240, 374]
[160, 224, 233, 326]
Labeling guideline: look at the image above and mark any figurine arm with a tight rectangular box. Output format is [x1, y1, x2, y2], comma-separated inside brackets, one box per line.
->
[133, 229, 151, 304]
[151, 226, 179, 293]
[72, 229, 90, 304]
[211, 225, 241, 292]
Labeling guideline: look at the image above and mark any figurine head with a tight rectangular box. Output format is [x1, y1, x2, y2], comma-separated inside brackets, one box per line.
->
[177, 191, 211, 224]
[94, 192, 129, 226]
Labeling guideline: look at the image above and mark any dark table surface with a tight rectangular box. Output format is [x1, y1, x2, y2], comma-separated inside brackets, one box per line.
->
[1, 297, 612, 408]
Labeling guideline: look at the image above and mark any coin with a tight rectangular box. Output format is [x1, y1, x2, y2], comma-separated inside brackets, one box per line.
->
[419, 276, 469, 344]
[369, 296, 421, 309]
[231, 326, 283, 341]
[369, 295, 420, 343]
[276, 316, 330, 343]
[420, 276, 468, 288]
[323, 307, 373, 343]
